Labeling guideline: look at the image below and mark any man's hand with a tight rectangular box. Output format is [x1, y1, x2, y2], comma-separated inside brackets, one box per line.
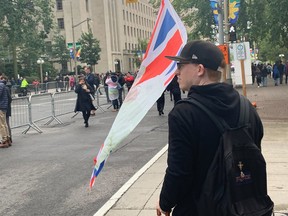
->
[156, 201, 170, 216]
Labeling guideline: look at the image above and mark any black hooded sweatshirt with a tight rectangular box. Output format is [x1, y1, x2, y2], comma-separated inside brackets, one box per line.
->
[159, 82, 263, 216]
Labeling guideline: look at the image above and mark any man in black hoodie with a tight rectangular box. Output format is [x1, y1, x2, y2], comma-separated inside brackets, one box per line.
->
[157, 40, 263, 216]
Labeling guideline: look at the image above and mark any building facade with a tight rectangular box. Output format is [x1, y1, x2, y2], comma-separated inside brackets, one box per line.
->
[53, 0, 156, 74]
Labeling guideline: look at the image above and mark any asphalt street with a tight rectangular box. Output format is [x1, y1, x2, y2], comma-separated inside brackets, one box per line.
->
[0, 94, 172, 216]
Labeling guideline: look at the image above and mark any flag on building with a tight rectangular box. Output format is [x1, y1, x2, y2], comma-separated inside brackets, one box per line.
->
[89, 0, 187, 188]
[126, 0, 138, 4]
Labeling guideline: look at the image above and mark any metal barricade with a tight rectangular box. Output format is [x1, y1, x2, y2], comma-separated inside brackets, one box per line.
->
[95, 86, 106, 112]
[29, 93, 61, 130]
[10, 96, 42, 134]
[52, 91, 76, 118]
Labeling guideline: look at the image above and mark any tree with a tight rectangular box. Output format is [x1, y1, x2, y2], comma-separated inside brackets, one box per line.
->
[266, 0, 288, 48]
[78, 28, 101, 67]
[133, 38, 148, 68]
[51, 34, 71, 68]
[0, 0, 53, 79]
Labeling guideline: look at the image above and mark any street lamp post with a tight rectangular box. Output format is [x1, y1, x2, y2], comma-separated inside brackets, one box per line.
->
[37, 58, 44, 83]
[70, 2, 91, 78]
[279, 54, 284, 61]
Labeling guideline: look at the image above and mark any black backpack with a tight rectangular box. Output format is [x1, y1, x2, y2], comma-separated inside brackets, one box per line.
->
[183, 95, 274, 216]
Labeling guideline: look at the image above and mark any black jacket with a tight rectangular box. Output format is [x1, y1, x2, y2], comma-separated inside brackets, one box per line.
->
[74, 83, 96, 112]
[159, 83, 263, 216]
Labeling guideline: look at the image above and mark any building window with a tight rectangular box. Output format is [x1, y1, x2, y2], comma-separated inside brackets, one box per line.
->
[124, 25, 126, 35]
[57, 18, 65, 29]
[56, 0, 63, 10]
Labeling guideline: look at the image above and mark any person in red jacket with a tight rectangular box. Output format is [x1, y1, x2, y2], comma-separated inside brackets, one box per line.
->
[124, 72, 134, 92]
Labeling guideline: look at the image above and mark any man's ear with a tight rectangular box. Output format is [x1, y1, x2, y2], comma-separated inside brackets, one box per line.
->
[197, 64, 205, 77]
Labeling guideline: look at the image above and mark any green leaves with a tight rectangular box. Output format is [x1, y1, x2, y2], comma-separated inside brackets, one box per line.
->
[0, 0, 53, 78]
[78, 29, 101, 66]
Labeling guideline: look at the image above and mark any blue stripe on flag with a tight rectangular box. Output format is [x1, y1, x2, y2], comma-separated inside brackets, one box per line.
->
[94, 160, 105, 177]
[165, 61, 177, 76]
[154, 10, 175, 51]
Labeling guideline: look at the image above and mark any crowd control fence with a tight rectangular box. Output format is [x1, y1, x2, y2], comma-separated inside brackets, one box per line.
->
[10, 87, 112, 134]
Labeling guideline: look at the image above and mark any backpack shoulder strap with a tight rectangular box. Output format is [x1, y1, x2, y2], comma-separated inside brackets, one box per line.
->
[180, 98, 228, 133]
[238, 95, 250, 126]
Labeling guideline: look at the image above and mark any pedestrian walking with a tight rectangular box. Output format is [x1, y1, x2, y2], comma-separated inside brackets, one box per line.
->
[166, 75, 181, 105]
[157, 40, 272, 216]
[74, 76, 96, 128]
[156, 92, 165, 116]
[117, 72, 125, 107]
[84, 65, 96, 115]
[273, 61, 280, 86]
[103, 72, 111, 103]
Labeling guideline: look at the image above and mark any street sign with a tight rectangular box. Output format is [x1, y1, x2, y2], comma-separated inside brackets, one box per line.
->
[218, 44, 229, 64]
[67, 42, 81, 49]
[236, 43, 246, 60]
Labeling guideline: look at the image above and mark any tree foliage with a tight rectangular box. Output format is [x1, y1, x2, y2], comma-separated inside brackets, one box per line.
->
[0, 0, 53, 79]
[78, 28, 101, 67]
[134, 38, 149, 67]
[51, 33, 70, 65]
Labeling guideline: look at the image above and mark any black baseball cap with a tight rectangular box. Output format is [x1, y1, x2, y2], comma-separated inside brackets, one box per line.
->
[165, 40, 224, 71]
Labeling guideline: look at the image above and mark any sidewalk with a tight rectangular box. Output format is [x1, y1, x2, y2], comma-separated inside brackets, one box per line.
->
[96, 82, 288, 216]
[95, 122, 288, 216]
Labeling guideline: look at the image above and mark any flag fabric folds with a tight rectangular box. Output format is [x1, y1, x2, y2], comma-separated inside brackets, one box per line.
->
[229, 0, 240, 25]
[89, 0, 187, 188]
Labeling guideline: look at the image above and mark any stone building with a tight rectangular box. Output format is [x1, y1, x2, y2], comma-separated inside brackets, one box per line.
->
[53, 0, 156, 74]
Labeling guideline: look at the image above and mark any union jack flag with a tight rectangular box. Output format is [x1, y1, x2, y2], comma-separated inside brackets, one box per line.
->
[89, 0, 187, 188]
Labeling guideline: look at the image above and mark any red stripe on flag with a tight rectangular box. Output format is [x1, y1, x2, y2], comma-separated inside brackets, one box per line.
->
[143, 2, 165, 60]
[136, 30, 182, 85]
[164, 73, 175, 86]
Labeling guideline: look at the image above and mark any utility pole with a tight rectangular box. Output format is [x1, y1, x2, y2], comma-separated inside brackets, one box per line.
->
[218, 0, 224, 45]
[223, 0, 232, 84]
[71, 2, 78, 78]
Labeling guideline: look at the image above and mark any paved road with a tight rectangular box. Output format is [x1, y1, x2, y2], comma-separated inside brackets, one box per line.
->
[0, 93, 172, 216]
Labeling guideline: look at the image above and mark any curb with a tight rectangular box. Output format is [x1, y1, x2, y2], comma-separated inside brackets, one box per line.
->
[93, 144, 168, 216]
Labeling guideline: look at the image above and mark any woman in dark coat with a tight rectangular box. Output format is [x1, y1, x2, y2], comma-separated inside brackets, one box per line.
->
[74, 76, 96, 127]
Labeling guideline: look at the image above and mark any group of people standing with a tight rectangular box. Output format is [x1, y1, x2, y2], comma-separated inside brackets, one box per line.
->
[272, 60, 288, 86]
[0, 73, 12, 148]
[252, 60, 288, 87]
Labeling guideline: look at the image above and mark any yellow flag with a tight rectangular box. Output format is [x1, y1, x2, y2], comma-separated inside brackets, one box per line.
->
[126, 0, 138, 3]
